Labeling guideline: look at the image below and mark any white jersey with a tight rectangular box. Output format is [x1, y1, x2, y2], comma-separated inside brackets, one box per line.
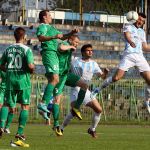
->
[70, 56, 103, 105]
[123, 24, 146, 54]
[71, 57, 103, 85]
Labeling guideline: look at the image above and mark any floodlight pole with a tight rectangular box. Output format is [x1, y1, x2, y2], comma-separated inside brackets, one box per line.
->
[79, 0, 83, 26]
[22, 0, 25, 23]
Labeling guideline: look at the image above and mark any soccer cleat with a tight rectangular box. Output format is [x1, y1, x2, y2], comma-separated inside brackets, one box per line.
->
[71, 107, 82, 120]
[4, 128, 11, 134]
[12, 140, 29, 147]
[38, 110, 50, 120]
[53, 126, 63, 136]
[37, 103, 49, 113]
[15, 134, 26, 141]
[87, 128, 97, 138]
[0, 128, 4, 137]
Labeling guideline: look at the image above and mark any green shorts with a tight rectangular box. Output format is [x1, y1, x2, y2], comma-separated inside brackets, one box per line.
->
[0, 87, 6, 104]
[53, 73, 80, 96]
[42, 51, 59, 75]
[5, 89, 31, 108]
[65, 73, 80, 87]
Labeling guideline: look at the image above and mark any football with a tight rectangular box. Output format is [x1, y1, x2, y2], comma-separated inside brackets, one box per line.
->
[126, 11, 138, 23]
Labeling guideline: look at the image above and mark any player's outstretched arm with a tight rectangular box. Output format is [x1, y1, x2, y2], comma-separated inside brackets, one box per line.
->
[59, 44, 76, 52]
[61, 28, 79, 40]
[37, 34, 63, 42]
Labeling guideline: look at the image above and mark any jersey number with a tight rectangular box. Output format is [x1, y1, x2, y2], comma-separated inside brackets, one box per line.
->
[8, 54, 22, 69]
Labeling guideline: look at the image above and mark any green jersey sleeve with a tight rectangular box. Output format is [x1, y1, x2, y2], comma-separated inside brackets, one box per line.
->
[36, 24, 47, 36]
[26, 48, 34, 64]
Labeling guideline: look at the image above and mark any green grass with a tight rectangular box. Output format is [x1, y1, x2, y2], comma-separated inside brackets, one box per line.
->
[0, 124, 150, 150]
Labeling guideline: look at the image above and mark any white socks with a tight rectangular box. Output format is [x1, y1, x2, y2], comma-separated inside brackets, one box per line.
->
[101, 76, 113, 89]
[90, 112, 101, 131]
[61, 112, 74, 130]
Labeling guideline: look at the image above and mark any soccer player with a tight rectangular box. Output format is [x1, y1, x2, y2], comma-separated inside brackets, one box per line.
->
[61, 44, 109, 138]
[0, 27, 34, 145]
[52, 35, 88, 136]
[36, 10, 80, 118]
[91, 12, 150, 114]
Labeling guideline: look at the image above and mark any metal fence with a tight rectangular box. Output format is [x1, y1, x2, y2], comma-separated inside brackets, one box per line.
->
[12, 74, 149, 124]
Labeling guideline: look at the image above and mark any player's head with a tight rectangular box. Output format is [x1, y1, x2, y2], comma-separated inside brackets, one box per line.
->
[39, 10, 52, 24]
[81, 44, 93, 59]
[14, 27, 26, 42]
[135, 12, 146, 28]
[68, 35, 80, 48]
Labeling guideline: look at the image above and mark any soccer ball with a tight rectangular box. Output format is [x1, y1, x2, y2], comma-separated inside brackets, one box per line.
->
[126, 11, 138, 23]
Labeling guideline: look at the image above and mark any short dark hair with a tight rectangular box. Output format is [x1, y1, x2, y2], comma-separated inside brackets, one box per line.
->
[39, 10, 49, 22]
[81, 44, 92, 53]
[14, 27, 25, 41]
[138, 12, 146, 18]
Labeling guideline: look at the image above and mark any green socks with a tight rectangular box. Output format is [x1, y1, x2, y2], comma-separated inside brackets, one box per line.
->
[17, 110, 29, 135]
[42, 83, 55, 104]
[5, 112, 14, 129]
[52, 104, 60, 127]
[0, 106, 9, 128]
[74, 89, 86, 109]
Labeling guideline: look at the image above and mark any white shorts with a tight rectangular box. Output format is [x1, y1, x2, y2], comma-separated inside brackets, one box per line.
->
[118, 53, 150, 72]
[70, 87, 96, 106]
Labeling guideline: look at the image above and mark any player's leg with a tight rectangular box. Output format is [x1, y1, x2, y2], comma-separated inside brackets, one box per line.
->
[0, 87, 5, 118]
[15, 89, 30, 141]
[52, 75, 67, 136]
[61, 101, 76, 132]
[140, 72, 150, 113]
[86, 98, 102, 138]
[52, 95, 63, 136]
[38, 51, 59, 113]
[0, 105, 9, 137]
[91, 54, 135, 98]
[4, 110, 14, 134]
[137, 55, 150, 113]
[0, 90, 16, 137]
[65, 73, 87, 120]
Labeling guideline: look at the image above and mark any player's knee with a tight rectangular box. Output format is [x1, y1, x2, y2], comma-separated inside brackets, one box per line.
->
[82, 83, 88, 91]
[113, 76, 120, 82]
[52, 74, 59, 84]
[96, 107, 102, 114]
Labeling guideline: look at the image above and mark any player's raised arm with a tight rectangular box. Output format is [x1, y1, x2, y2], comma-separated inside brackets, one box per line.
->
[61, 28, 79, 40]
[37, 34, 63, 42]
[59, 44, 76, 52]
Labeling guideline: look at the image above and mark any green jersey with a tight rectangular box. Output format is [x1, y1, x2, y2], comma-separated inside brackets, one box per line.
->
[57, 41, 72, 75]
[36, 23, 62, 52]
[0, 43, 34, 90]
[0, 70, 6, 89]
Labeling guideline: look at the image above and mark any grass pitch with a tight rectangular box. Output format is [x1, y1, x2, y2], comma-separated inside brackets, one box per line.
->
[0, 123, 150, 150]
